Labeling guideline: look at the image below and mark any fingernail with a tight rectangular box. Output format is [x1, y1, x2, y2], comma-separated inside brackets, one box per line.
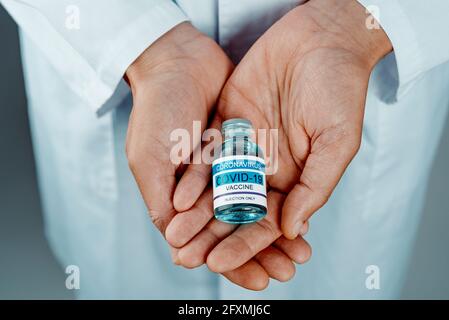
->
[299, 222, 308, 236]
[171, 249, 181, 265]
[293, 220, 303, 238]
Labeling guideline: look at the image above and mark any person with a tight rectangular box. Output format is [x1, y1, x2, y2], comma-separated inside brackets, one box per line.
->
[1, 0, 448, 299]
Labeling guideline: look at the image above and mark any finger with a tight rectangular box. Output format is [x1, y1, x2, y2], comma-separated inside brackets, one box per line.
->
[274, 235, 312, 264]
[299, 220, 309, 236]
[282, 131, 361, 239]
[127, 150, 177, 234]
[222, 259, 269, 291]
[130, 162, 176, 234]
[177, 219, 237, 268]
[126, 104, 179, 234]
[170, 247, 181, 265]
[206, 191, 285, 273]
[166, 187, 216, 248]
[173, 163, 211, 212]
[173, 114, 223, 212]
[255, 246, 295, 282]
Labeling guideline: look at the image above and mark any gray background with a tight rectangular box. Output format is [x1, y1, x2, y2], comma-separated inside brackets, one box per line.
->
[0, 6, 448, 300]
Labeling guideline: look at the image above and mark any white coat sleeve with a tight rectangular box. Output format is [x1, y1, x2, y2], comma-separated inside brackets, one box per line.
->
[357, 0, 449, 100]
[0, 0, 189, 115]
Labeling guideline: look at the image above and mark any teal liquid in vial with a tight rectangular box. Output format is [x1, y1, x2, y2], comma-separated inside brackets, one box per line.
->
[212, 119, 267, 224]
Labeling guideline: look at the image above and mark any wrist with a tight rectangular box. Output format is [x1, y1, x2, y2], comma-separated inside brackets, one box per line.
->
[298, 0, 392, 70]
[125, 22, 202, 90]
[125, 22, 232, 99]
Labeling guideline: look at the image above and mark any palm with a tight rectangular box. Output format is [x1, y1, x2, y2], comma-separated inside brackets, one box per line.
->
[219, 41, 368, 238]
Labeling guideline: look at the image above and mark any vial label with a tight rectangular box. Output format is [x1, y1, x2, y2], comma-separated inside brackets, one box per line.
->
[212, 155, 267, 210]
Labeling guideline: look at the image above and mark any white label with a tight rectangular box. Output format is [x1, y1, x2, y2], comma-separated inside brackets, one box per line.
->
[212, 155, 267, 210]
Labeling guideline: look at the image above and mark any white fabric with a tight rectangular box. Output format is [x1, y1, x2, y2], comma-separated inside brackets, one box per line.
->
[1, 0, 188, 114]
[2, 0, 449, 298]
[359, 0, 449, 100]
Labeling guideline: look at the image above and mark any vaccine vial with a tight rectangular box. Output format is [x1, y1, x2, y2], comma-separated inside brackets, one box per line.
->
[212, 119, 267, 224]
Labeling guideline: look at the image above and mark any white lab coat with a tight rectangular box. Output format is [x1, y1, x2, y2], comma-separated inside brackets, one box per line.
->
[2, 0, 449, 299]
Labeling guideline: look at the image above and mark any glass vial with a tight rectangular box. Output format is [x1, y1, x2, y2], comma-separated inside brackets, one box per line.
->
[212, 118, 267, 224]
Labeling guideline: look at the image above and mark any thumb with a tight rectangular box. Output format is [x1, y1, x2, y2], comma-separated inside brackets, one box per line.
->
[173, 114, 223, 212]
[128, 152, 177, 234]
[126, 107, 178, 234]
[281, 130, 361, 239]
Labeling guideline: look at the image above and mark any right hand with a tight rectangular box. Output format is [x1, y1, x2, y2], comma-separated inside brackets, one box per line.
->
[125, 22, 303, 290]
[166, 0, 390, 285]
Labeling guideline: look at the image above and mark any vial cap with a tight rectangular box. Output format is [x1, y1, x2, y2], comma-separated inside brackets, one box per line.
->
[222, 118, 253, 135]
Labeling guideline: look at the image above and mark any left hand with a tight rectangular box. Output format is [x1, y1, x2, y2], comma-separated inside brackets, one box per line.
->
[166, 0, 391, 277]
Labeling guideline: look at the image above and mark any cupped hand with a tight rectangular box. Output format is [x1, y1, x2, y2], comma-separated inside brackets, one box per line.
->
[125, 22, 232, 234]
[167, 0, 391, 279]
[125, 22, 304, 290]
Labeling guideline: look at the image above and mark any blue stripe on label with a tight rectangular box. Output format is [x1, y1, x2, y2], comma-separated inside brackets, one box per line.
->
[215, 171, 264, 186]
[213, 191, 267, 201]
[212, 158, 265, 175]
